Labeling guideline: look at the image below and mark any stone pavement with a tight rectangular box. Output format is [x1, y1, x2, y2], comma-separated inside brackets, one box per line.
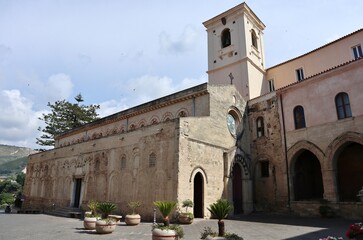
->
[0, 211, 356, 240]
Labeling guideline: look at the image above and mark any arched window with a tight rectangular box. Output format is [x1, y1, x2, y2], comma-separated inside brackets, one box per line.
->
[149, 153, 156, 167]
[293, 106, 306, 129]
[221, 28, 231, 48]
[256, 117, 264, 137]
[251, 29, 258, 49]
[335, 92, 352, 119]
[260, 161, 269, 178]
[121, 155, 126, 169]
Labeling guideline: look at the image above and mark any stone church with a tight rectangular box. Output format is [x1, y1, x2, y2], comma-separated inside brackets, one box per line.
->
[23, 3, 363, 219]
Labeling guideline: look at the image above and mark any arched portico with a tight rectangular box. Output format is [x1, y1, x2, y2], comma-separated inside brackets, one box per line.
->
[326, 132, 363, 201]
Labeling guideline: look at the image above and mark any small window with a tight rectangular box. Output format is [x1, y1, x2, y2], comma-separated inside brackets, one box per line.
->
[352, 44, 363, 60]
[251, 30, 258, 49]
[335, 92, 352, 119]
[256, 117, 264, 137]
[268, 79, 275, 92]
[296, 68, 304, 81]
[121, 156, 126, 169]
[260, 161, 269, 178]
[293, 106, 306, 129]
[221, 28, 231, 48]
[149, 153, 156, 167]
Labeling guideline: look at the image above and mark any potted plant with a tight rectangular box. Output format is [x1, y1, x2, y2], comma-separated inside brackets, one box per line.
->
[95, 202, 117, 234]
[178, 199, 194, 224]
[346, 222, 363, 239]
[84, 200, 99, 230]
[201, 199, 242, 240]
[125, 201, 142, 225]
[152, 200, 184, 240]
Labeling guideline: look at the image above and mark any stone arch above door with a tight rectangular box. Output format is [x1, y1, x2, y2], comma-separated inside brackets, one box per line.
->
[189, 166, 208, 184]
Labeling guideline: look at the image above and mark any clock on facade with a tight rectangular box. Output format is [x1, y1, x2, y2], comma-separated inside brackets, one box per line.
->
[227, 113, 237, 136]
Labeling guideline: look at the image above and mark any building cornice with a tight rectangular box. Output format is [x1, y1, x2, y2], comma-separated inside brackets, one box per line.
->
[56, 83, 209, 139]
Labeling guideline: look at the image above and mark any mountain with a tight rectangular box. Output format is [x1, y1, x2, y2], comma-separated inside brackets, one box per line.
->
[0, 144, 37, 176]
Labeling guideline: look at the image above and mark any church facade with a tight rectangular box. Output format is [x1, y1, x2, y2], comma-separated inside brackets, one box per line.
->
[23, 3, 363, 219]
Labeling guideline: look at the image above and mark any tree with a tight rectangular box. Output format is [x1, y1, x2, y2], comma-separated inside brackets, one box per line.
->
[36, 93, 100, 147]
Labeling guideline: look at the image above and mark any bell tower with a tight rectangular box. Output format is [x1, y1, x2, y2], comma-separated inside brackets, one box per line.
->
[203, 3, 266, 100]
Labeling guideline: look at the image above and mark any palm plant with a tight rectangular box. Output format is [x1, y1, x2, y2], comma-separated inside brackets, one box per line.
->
[207, 199, 233, 237]
[154, 200, 177, 226]
[97, 202, 116, 219]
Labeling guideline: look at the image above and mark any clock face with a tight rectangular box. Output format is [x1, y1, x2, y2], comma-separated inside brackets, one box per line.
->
[227, 114, 236, 136]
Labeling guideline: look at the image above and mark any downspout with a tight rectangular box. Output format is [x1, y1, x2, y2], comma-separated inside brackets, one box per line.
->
[192, 97, 196, 116]
[279, 93, 291, 209]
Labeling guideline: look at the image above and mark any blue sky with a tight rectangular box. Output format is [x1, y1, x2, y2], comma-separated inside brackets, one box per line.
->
[0, 0, 362, 148]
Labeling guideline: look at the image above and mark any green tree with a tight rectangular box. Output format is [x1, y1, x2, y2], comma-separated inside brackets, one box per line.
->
[36, 94, 100, 147]
[0, 179, 20, 194]
[0, 192, 15, 205]
[15, 172, 25, 187]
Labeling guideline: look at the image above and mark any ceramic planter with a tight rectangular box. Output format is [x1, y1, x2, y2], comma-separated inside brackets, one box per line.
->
[205, 236, 227, 240]
[83, 216, 97, 230]
[125, 214, 141, 225]
[95, 219, 116, 234]
[152, 228, 177, 240]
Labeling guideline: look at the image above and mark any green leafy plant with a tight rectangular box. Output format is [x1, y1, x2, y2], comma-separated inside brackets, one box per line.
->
[182, 199, 193, 213]
[97, 202, 116, 219]
[179, 199, 194, 220]
[86, 200, 99, 217]
[128, 201, 142, 215]
[153, 200, 184, 239]
[207, 199, 233, 237]
[200, 227, 243, 240]
[154, 200, 177, 226]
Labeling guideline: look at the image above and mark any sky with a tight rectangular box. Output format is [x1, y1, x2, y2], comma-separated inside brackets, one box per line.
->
[0, 0, 362, 149]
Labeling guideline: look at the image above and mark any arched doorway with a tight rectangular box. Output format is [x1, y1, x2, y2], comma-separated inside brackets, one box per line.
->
[193, 172, 204, 218]
[337, 143, 363, 201]
[293, 150, 324, 200]
[232, 163, 243, 214]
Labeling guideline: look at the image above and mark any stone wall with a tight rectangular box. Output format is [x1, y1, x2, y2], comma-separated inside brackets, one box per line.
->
[248, 93, 288, 212]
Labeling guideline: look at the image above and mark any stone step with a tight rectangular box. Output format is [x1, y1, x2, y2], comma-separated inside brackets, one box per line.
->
[45, 207, 82, 219]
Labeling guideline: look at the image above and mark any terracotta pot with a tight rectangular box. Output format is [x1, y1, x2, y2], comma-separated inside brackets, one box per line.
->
[178, 214, 193, 224]
[95, 219, 116, 234]
[83, 217, 97, 230]
[152, 228, 177, 240]
[125, 214, 141, 225]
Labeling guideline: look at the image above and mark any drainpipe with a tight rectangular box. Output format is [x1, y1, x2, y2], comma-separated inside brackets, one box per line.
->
[279, 93, 291, 209]
[192, 97, 196, 116]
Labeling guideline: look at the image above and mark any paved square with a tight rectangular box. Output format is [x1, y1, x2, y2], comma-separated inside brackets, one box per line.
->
[0, 212, 353, 240]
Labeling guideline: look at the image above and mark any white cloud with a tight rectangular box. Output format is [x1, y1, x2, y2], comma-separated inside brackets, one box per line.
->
[45, 73, 74, 102]
[0, 89, 45, 148]
[122, 74, 206, 107]
[159, 25, 199, 54]
[98, 99, 129, 118]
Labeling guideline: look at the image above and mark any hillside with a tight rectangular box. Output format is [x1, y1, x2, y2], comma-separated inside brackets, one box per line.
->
[0, 145, 37, 176]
